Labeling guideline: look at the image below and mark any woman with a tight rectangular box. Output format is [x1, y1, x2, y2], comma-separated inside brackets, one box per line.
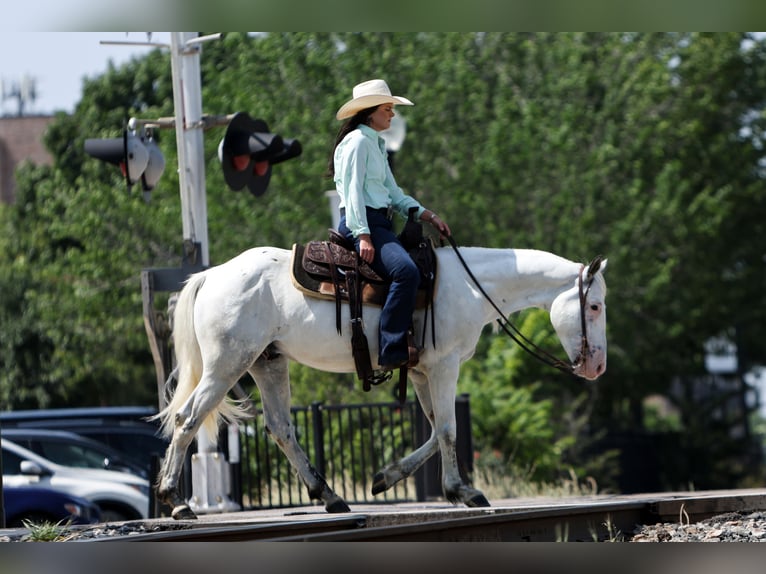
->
[329, 79, 451, 371]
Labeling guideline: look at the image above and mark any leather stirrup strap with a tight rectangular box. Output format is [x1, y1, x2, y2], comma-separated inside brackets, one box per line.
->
[395, 327, 420, 404]
[396, 367, 407, 405]
[347, 269, 374, 389]
[323, 242, 343, 335]
[428, 283, 436, 349]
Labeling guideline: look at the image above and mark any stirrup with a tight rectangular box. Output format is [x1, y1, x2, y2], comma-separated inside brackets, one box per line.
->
[367, 370, 393, 386]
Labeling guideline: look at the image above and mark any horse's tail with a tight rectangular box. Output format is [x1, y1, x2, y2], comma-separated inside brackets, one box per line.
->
[154, 271, 241, 444]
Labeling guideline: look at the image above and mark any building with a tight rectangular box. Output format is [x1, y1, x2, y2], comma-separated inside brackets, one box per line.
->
[0, 115, 55, 203]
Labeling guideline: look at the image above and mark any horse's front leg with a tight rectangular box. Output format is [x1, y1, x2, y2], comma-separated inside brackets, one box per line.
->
[251, 355, 350, 513]
[372, 370, 439, 495]
[430, 360, 490, 508]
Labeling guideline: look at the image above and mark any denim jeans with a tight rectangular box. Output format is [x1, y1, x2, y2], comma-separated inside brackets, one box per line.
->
[338, 208, 420, 365]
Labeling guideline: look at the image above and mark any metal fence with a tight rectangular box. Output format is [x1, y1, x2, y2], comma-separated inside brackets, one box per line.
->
[225, 394, 474, 510]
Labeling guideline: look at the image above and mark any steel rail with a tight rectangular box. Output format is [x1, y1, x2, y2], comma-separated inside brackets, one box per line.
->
[85, 515, 367, 542]
[76, 491, 766, 542]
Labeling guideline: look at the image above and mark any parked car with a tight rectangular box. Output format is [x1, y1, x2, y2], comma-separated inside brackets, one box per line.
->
[0, 406, 158, 426]
[2, 485, 101, 527]
[2, 428, 147, 478]
[2, 438, 150, 521]
[1, 406, 169, 479]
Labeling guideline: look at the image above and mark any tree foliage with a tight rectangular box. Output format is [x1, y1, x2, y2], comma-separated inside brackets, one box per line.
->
[1, 33, 764, 489]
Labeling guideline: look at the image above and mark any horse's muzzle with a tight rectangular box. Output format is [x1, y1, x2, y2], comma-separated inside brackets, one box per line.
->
[573, 348, 606, 380]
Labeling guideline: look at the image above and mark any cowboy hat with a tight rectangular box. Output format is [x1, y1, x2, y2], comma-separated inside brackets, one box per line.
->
[336, 79, 414, 120]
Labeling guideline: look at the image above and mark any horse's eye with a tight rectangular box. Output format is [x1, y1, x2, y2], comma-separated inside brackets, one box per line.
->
[590, 304, 600, 312]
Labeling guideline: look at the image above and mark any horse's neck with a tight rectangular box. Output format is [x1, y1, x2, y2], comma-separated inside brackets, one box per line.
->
[448, 247, 580, 314]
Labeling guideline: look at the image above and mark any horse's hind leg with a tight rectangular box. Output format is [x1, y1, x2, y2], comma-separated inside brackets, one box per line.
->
[251, 354, 350, 513]
[158, 371, 243, 519]
[157, 420, 199, 519]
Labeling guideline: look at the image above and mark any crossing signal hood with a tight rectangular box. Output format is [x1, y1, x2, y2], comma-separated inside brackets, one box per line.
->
[218, 112, 302, 197]
[84, 129, 165, 191]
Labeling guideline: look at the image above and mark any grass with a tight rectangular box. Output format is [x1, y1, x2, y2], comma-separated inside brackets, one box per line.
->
[241, 457, 602, 510]
[21, 518, 75, 542]
[589, 514, 625, 542]
[474, 464, 600, 499]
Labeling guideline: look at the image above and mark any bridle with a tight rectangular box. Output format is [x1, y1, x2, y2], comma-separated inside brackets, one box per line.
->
[445, 235, 602, 376]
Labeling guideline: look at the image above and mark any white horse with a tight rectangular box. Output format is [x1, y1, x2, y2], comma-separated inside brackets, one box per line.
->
[155, 244, 607, 519]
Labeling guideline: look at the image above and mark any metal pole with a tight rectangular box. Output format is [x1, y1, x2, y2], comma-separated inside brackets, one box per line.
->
[169, 32, 209, 267]
[169, 32, 237, 514]
[311, 402, 326, 478]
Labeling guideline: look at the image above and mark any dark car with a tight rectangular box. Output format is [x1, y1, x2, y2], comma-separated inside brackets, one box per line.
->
[0, 406, 168, 479]
[2, 485, 101, 527]
[1, 428, 148, 478]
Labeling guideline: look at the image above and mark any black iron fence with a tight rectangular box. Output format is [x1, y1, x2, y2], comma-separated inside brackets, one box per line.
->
[227, 394, 474, 509]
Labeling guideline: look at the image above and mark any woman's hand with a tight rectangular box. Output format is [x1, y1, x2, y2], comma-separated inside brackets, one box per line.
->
[423, 211, 451, 238]
[358, 234, 375, 263]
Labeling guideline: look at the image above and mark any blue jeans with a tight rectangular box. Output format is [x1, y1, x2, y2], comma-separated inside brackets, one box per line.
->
[339, 208, 420, 366]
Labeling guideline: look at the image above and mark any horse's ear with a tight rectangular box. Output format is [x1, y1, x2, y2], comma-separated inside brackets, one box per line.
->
[587, 255, 606, 278]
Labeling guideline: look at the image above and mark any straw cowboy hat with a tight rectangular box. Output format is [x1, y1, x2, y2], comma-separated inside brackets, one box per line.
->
[336, 79, 414, 120]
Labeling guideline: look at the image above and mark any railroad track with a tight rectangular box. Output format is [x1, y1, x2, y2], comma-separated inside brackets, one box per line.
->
[75, 489, 766, 542]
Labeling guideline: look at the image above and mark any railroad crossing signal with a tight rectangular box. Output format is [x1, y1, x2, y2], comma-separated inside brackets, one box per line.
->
[217, 111, 301, 197]
[85, 128, 165, 192]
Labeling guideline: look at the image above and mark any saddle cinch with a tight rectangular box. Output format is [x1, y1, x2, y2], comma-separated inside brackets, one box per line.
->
[291, 210, 437, 400]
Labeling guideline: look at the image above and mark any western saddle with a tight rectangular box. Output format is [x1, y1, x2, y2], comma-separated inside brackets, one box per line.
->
[291, 209, 436, 402]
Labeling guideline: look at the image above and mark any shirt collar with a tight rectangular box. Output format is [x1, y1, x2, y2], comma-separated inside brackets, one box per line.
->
[358, 124, 387, 152]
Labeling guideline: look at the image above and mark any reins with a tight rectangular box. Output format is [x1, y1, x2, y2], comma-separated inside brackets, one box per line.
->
[445, 235, 598, 376]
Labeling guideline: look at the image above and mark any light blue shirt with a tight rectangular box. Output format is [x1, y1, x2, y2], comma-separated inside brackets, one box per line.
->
[334, 124, 424, 237]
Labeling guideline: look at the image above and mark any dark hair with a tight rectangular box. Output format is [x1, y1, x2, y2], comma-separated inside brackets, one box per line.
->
[326, 106, 378, 178]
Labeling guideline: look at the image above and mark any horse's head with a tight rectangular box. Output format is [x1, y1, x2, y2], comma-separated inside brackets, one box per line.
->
[549, 256, 608, 381]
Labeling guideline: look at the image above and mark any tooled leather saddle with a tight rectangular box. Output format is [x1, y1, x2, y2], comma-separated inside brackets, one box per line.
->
[291, 210, 437, 401]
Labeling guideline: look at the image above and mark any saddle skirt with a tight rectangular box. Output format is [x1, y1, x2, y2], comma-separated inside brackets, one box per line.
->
[291, 241, 435, 309]
[303, 240, 384, 282]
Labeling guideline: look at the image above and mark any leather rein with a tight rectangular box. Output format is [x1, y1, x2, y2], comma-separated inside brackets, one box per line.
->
[445, 235, 601, 376]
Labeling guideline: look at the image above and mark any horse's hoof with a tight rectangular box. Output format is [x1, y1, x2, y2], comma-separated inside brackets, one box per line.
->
[371, 472, 386, 495]
[465, 493, 491, 508]
[171, 504, 198, 520]
[326, 499, 351, 513]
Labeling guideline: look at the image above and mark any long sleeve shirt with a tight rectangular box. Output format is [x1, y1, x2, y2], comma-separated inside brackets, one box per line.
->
[333, 124, 424, 237]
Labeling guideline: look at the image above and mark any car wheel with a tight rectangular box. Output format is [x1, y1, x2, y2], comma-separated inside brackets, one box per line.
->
[97, 507, 133, 522]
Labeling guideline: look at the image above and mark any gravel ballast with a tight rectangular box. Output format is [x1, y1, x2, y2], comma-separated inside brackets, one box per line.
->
[630, 511, 766, 542]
